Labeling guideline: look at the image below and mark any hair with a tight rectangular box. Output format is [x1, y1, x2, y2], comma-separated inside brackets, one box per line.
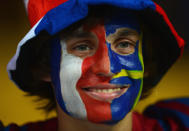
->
[20, 6, 159, 113]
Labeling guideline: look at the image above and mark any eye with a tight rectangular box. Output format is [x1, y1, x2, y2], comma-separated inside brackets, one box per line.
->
[68, 40, 97, 58]
[116, 41, 130, 48]
[112, 40, 136, 55]
[63, 29, 99, 58]
[73, 44, 92, 51]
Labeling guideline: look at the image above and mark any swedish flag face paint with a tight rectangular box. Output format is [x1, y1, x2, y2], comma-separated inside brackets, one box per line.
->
[104, 13, 144, 122]
[51, 11, 143, 124]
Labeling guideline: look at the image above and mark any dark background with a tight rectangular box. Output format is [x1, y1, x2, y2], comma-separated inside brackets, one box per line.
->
[154, 0, 189, 49]
[0, 0, 188, 126]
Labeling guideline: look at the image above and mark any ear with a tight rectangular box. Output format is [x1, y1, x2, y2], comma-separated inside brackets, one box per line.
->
[42, 75, 51, 82]
[143, 71, 149, 78]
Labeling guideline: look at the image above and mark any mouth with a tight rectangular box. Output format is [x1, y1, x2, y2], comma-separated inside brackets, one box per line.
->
[81, 84, 130, 102]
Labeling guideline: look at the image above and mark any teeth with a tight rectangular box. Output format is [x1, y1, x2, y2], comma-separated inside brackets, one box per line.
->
[91, 88, 122, 93]
[116, 88, 120, 91]
[108, 89, 113, 93]
[102, 89, 107, 93]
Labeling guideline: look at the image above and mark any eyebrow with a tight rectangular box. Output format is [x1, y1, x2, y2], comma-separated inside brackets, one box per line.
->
[116, 29, 138, 37]
[106, 28, 139, 43]
[63, 30, 95, 41]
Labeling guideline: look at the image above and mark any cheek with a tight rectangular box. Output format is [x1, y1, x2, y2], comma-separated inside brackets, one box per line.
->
[110, 41, 143, 72]
[60, 42, 83, 86]
[109, 41, 143, 87]
[59, 41, 88, 118]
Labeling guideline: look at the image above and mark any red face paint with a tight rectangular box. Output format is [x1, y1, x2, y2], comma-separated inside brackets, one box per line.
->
[76, 22, 112, 122]
[53, 11, 143, 124]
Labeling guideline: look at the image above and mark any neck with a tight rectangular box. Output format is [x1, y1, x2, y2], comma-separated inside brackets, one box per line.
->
[56, 104, 132, 131]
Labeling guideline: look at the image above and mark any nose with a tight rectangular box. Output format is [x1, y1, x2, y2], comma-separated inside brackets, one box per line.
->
[91, 42, 112, 77]
[106, 43, 122, 74]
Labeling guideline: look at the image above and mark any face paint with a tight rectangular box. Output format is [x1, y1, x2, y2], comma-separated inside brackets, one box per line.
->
[51, 11, 144, 124]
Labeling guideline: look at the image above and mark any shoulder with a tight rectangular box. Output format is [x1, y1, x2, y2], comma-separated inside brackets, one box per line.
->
[132, 112, 163, 131]
[133, 98, 189, 131]
[1, 117, 57, 131]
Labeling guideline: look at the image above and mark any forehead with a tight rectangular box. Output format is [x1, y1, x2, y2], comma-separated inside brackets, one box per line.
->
[61, 10, 140, 38]
[104, 11, 140, 35]
[86, 10, 140, 32]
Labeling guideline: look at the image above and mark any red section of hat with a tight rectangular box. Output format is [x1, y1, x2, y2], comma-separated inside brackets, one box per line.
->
[27, 0, 68, 27]
[155, 3, 185, 57]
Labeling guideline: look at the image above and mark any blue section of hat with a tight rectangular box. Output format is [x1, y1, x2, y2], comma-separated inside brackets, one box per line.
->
[35, 0, 155, 36]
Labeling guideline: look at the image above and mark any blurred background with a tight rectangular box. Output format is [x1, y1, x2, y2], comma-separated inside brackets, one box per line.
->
[0, 0, 189, 126]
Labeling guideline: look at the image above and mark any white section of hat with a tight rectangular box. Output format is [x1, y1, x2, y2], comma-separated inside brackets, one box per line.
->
[23, 0, 29, 11]
[7, 18, 42, 79]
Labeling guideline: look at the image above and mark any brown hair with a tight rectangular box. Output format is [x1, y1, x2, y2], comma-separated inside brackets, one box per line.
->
[16, 6, 161, 112]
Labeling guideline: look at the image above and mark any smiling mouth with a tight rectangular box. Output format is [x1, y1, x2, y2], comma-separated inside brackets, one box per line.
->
[81, 84, 130, 102]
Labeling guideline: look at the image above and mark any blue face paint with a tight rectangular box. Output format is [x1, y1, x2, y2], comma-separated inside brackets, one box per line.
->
[50, 38, 70, 115]
[105, 11, 140, 35]
[105, 11, 144, 123]
[50, 10, 143, 124]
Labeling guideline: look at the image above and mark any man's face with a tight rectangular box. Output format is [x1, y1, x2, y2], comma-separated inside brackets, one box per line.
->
[51, 12, 144, 124]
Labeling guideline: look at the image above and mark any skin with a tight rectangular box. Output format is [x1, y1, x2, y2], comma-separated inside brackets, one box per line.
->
[50, 12, 143, 130]
[56, 103, 132, 131]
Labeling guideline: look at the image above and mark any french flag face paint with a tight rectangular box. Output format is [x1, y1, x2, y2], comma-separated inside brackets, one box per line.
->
[51, 11, 144, 124]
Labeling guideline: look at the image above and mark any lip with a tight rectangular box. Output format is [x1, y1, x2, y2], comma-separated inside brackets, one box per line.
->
[80, 84, 130, 103]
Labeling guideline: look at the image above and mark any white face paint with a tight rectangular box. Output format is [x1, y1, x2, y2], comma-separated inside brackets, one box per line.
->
[59, 40, 87, 119]
[52, 13, 142, 124]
